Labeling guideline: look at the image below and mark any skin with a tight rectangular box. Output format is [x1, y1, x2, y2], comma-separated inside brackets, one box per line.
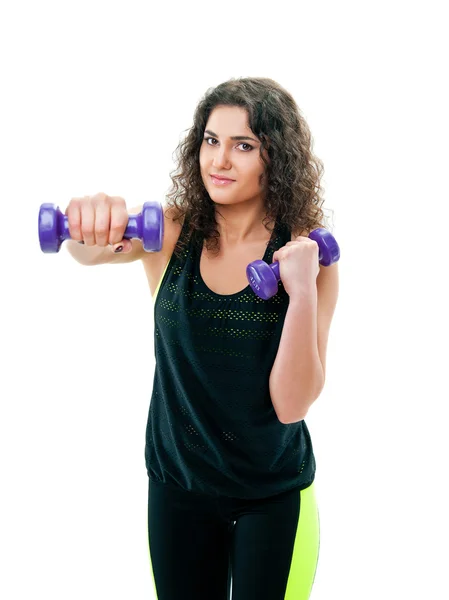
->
[199, 105, 273, 248]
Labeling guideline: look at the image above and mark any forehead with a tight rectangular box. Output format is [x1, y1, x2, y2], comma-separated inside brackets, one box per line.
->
[205, 105, 252, 134]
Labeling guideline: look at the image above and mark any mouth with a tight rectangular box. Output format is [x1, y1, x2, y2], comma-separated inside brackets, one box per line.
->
[210, 174, 235, 185]
[210, 174, 235, 182]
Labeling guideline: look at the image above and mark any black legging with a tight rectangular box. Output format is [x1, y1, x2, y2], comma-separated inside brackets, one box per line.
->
[147, 477, 320, 599]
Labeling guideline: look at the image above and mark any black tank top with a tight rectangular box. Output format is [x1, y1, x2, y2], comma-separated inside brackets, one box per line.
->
[145, 215, 316, 499]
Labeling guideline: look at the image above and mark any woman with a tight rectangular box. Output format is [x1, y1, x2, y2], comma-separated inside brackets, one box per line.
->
[65, 76, 339, 600]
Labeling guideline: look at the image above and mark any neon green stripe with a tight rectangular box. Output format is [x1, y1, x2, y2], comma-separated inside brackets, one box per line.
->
[147, 481, 319, 599]
[148, 258, 171, 599]
[284, 481, 320, 599]
[152, 260, 170, 302]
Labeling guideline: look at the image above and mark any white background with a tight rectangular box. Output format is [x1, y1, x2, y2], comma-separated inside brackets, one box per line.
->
[1, 1, 448, 598]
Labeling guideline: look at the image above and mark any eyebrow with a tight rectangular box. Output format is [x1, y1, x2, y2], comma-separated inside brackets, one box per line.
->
[204, 129, 259, 143]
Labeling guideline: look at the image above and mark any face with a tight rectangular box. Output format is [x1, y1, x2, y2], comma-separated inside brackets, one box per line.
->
[199, 105, 268, 207]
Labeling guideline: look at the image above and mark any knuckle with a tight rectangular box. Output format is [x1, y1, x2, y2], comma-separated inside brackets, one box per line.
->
[68, 212, 80, 225]
[68, 217, 81, 237]
[92, 192, 108, 204]
[95, 219, 109, 235]
[109, 223, 124, 234]
[81, 227, 94, 238]
[109, 225, 125, 244]
[69, 222, 81, 234]
[95, 227, 109, 238]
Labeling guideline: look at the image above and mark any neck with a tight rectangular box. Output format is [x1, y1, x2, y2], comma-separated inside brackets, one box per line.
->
[214, 203, 274, 246]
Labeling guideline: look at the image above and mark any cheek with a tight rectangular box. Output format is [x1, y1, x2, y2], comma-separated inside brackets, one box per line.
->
[249, 162, 265, 182]
[199, 153, 207, 174]
[199, 146, 211, 168]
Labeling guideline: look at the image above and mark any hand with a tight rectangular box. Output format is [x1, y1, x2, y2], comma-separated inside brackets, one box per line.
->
[272, 235, 320, 298]
[65, 192, 133, 253]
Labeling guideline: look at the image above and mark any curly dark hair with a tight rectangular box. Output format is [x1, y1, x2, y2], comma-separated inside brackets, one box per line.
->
[165, 76, 330, 258]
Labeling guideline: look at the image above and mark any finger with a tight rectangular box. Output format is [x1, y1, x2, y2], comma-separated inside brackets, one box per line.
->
[272, 250, 282, 262]
[94, 201, 111, 247]
[66, 198, 83, 241]
[108, 203, 127, 246]
[81, 201, 95, 246]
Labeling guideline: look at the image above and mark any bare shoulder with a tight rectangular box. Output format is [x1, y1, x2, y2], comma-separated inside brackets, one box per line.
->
[291, 223, 326, 239]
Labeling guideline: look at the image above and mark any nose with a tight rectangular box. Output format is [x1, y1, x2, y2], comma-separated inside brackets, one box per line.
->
[212, 146, 231, 170]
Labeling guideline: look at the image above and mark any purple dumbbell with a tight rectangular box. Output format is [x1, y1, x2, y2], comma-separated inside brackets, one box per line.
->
[247, 228, 340, 300]
[38, 201, 164, 253]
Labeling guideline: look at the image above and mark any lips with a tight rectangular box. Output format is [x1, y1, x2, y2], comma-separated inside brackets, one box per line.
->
[210, 174, 234, 182]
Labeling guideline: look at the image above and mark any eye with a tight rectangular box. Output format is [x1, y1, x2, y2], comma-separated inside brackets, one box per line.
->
[203, 137, 253, 152]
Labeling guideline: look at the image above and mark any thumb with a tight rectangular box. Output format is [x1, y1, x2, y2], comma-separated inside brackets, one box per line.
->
[111, 239, 132, 253]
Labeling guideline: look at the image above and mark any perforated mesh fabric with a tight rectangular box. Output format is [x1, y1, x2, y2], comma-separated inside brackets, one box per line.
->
[144, 217, 316, 499]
